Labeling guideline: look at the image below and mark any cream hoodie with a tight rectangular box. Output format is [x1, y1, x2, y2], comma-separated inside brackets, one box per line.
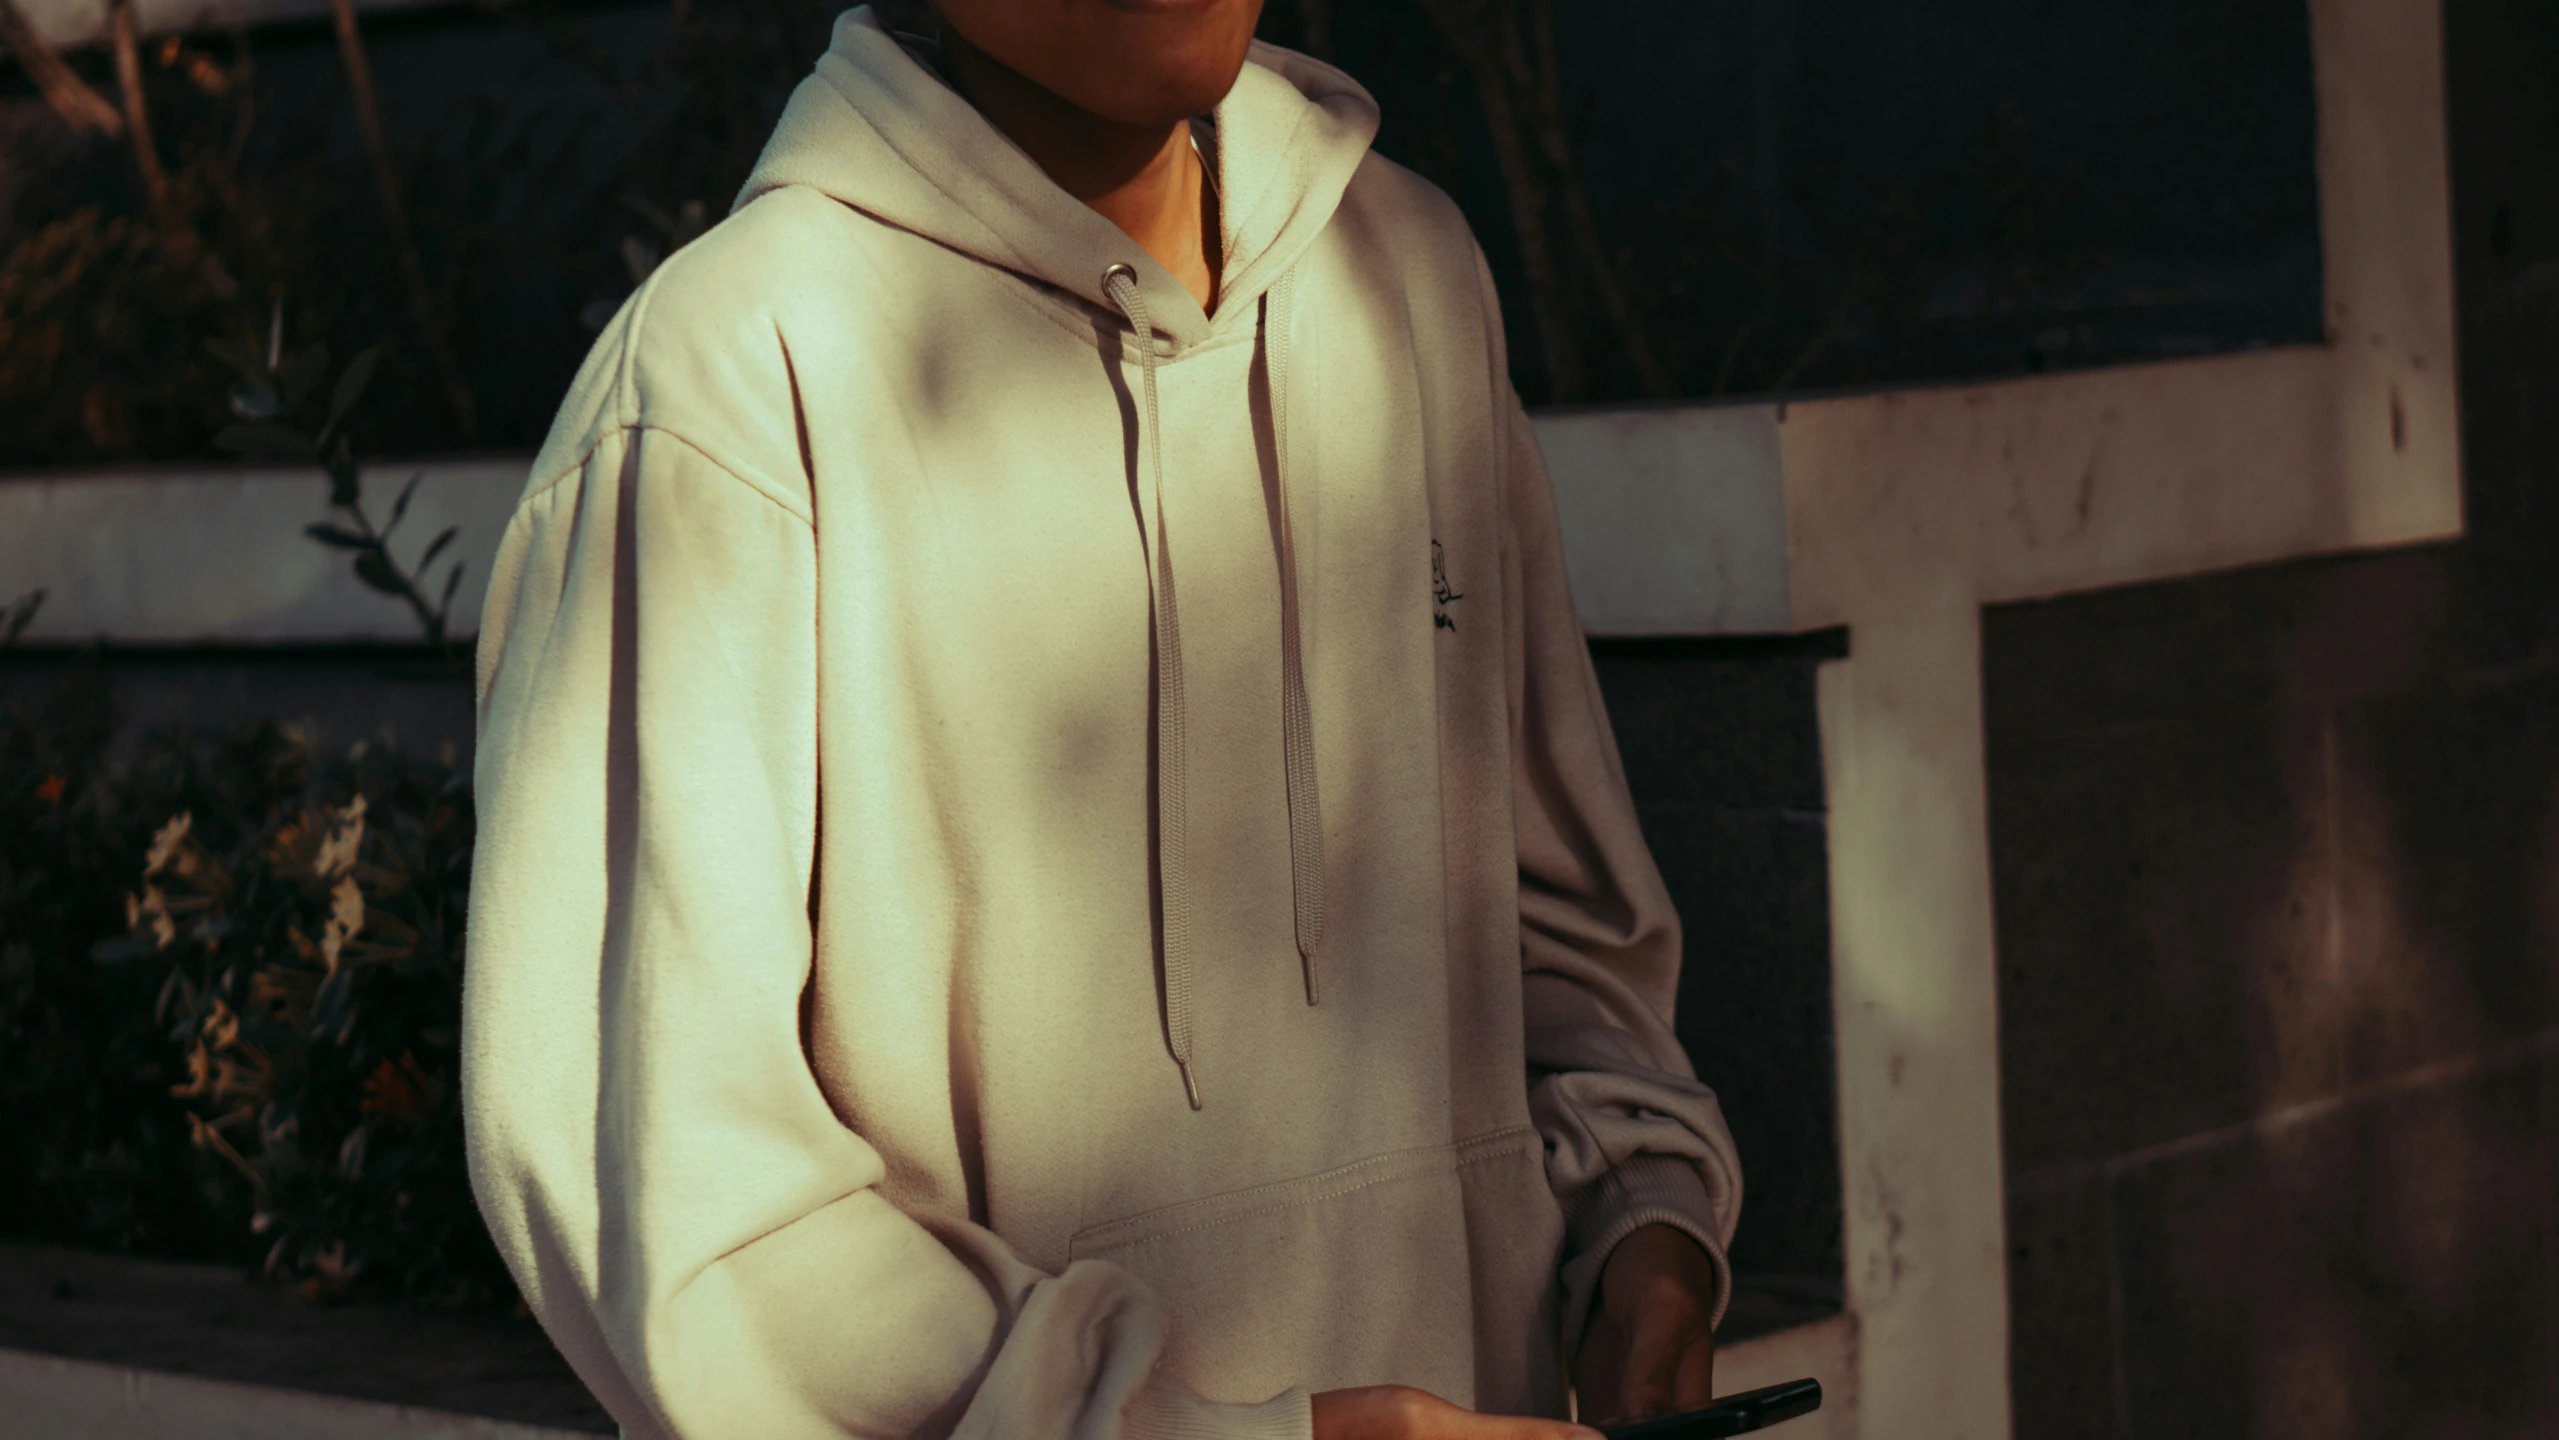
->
[462, 10, 1742, 1439]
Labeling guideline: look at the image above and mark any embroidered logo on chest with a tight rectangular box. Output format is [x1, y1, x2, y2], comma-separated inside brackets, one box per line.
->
[1431, 540, 1465, 632]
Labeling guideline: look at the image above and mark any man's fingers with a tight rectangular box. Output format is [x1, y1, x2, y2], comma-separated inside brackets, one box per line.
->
[1583, 1226, 1719, 1427]
[1419, 1392, 1602, 1439]
[1671, 1331, 1715, 1412]
[1472, 1417, 1602, 1440]
[1570, 1310, 1630, 1426]
[1313, 1383, 1605, 1440]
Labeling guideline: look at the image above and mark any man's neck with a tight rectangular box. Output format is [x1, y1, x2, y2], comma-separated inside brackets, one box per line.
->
[941, 29, 1221, 313]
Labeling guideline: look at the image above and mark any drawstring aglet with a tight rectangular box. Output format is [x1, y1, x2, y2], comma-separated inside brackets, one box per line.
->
[1179, 1061, 1202, 1111]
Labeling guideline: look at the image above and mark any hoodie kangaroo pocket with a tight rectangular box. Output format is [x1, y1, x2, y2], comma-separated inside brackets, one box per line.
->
[1065, 1127, 1556, 1407]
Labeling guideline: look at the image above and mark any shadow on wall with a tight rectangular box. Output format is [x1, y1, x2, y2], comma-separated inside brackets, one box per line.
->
[1987, 0, 2559, 1421]
[1990, 545, 2559, 1439]
[1989, 0, 2559, 1429]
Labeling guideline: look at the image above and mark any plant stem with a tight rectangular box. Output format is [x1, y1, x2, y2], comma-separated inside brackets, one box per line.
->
[0, 0, 123, 135]
[107, 0, 178, 240]
[103, 0, 238, 297]
[332, 491, 463, 666]
[355, 504, 444, 642]
[326, 0, 479, 440]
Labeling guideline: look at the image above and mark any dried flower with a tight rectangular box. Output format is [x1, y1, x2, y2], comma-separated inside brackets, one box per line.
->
[128, 884, 175, 950]
[312, 796, 367, 880]
[318, 875, 365, 973]
[144, 812, 194, 878]
[360, 1051, 439, 1121]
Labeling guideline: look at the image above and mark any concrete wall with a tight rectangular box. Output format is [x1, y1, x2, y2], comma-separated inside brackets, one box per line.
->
[1989, 2, 2559, 1434]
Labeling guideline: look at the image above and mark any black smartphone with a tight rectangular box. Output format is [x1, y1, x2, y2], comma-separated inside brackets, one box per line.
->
[1599, 1378, 1823, 1439]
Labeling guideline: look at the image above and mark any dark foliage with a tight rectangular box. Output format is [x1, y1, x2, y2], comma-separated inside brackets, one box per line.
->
[2, 0, 2324, 462]
[0, 0, 830, 467]
[0, 680, 507, 1309]
[2, 672, 275, 1260]
[212, 316, 472, 659]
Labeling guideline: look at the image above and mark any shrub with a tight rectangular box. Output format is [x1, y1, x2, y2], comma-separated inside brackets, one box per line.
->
[0, 672, 281, 1260]
[1, 680, 509, 1309]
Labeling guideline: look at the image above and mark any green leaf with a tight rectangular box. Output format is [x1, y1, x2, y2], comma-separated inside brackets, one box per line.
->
[313, 966, 356, 1043]
[439, 561, 466, 612]
[327, 445, 361, 508]
[282, 341, 330, 408]
[259, 1098, 300, 1156]
[304, 523, 372, 551]
[416, 524, 457, 573]
[328, 347, 380, 427]
[1, 589, 41, 646]
[354, 551, 406, 596]
[153, 968, 186, 1026]
[389, 471, 422, 530]
[215, 423, 316, 460]
[228, 378, 284, 422]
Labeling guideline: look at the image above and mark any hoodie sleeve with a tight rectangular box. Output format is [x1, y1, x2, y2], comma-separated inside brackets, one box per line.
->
[463, 421, 1309, 1440]
[1488, 314, 1745, 1359]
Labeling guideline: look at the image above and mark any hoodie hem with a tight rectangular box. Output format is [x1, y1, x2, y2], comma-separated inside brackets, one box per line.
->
[1126, 1381, 1312, 1440]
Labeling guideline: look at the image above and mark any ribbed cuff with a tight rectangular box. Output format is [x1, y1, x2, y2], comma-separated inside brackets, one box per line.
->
[1125, 1381, 1311, 1440]
[1556, 1153, 1734, 1364]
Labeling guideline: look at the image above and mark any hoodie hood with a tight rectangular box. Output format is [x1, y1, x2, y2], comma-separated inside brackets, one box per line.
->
[738, 7, 1381, 355]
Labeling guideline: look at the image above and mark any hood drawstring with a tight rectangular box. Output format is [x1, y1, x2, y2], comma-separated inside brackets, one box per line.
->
[1103, 263, 1327, 1113]
[1103, 264, 1200, 1111]
[1265, 271, 1328, 1003]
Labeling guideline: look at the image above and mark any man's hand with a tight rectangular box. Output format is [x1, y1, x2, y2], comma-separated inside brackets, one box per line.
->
[1571, 1223, 1718, 1429]
[1311, 1386, 1602, 1440]
[1307, 1223, 1716, 1439]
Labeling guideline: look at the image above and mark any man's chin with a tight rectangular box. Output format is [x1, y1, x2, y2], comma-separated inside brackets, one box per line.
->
[1067, 61, 1252, 127]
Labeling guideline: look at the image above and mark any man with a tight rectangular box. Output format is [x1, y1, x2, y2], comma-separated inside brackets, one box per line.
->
[461, 3, 1742, 1437]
